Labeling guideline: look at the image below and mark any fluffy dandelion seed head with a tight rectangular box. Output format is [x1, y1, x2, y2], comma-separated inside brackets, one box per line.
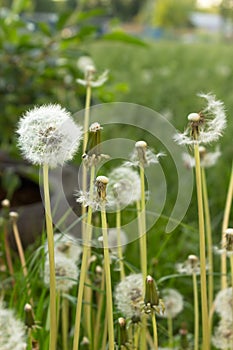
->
[44, 233, 82, 263]
[174, 93, 227, 145]
[0, 301, 26, 350]
[77, 56, 96, 74]
[214, 287, 233, 321]
[96, 175, 109, 184]
[44, 255, 79, 292]
[176, 255, 201, 275]
[107, 166, 141, 207]
[17, 104, 83, 168]
[182, 147, 221, 169]
[98, 228, 128, 254]
[135, 140, 147, 149]
[160, 288, 184, 318]
[212, 319, 233, 349]
[126, 141, 164, 168]
[115, 273, 144, 321]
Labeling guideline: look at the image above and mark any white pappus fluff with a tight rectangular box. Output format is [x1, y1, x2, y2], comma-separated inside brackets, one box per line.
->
[17, 104, 83, 168]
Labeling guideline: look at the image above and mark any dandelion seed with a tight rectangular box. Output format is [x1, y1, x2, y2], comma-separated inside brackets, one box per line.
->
[98, 228, 128, 254]
[160, 289, 184, 319]
[77, 56, 96, 75]
[213, 228, 233, 257]
[44, 255, 79, 293]
[174, 93, 227, 145]
[176, 254, 202, 275]
[77, 63, 108, 88]
[214, 287, 233, 322]
[115, 273, 144, 322]
[76, 175, 111, 211]
[212, 319, 233, 349]
[17, 104, 83, 168]
[44, 233, 82, 263]
[0, 300, 26, 350]
[125, 140, 164, 168]
[107, 166, 141, 207]
[182, 146, 221, 169]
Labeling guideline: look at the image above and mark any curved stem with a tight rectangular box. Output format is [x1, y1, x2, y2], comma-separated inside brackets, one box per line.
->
[221, 162, 233, 290]
[43, 164, 57, 350]
[101, 206, 115, 349]
[193, 272, 199, 350]
[193, 142, 209, 350]
[167, 316, 173, 348]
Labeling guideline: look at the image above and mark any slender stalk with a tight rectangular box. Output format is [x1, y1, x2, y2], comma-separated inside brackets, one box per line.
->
[56, 291, 61, 337]
[201, 168, 214, 312]
[139, 165, 147, 284]
[101, 313, 108, 350]
[94, 269, 105, 350]
[133, 324, 140, 350]
[193, 142, 209, 350]
[3, 220, 14, 282]
[152, 312, 158, 350]
[221, 162, 233, 290]
[116, 206, 125, 280]
[101, 205, 115, 349]
[43, 164, 57, 350]
[27, 328, 33, 350]
[167, 316, 173, 348]
[193, 272, 199, 350]
[11, 216, 33, 304]
[72, 167, 95, 350]
[62, 296, 69, 350]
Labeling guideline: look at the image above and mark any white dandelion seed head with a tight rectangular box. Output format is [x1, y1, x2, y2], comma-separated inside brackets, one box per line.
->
[17, 104, 83, 168]
[0, 301, 26, 350]
[160, 289, 184, 319]
[107, 166, 141, 207]
[212, 319, 233, 349]
[125, 141, 164, 168]
[174, 93, 227, 145]
[77, 56, 96, 74]
[44, 233, 82, 263]
[182, 146, 221, 169]
[98, 228, 128, 254]
[214, 287, 233, 321]
[44, 255, 79, 292]
[176, 255, 201, 275]
[77, 69, 109, 88]
[115, 273, 144, 320]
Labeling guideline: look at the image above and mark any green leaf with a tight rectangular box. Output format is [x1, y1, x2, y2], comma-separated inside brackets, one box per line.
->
[101, 31, 148, 47]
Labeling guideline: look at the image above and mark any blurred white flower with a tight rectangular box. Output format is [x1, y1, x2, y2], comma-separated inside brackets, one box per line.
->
[0, 301, 26, 350]
[125, 140, 164, 168]
[115, 273, 143, 321]
[77, 66, 109, 88]
[44, 233, 82, 263]
[160, 288, 184, 319]
[212, 319, 233, 349]
[107, 166, 141, 208]
[44, 255, 79, 293]
[176, 254, 201, 275]
[98, 228, 128, 254]
[77, 56, 96, 74]
[174, 93, 226, 145]
[17, 104, 83, 168]
[214, 287, 233, 322]
[182, 146, 221, 169]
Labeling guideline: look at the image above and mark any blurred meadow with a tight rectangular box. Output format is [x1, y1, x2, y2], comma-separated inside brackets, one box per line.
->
[0, 0, 233, 349]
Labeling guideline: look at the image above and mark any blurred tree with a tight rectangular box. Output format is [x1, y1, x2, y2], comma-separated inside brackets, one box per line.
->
[153, 0, 196, 28]
[219, 0, 233, 20]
